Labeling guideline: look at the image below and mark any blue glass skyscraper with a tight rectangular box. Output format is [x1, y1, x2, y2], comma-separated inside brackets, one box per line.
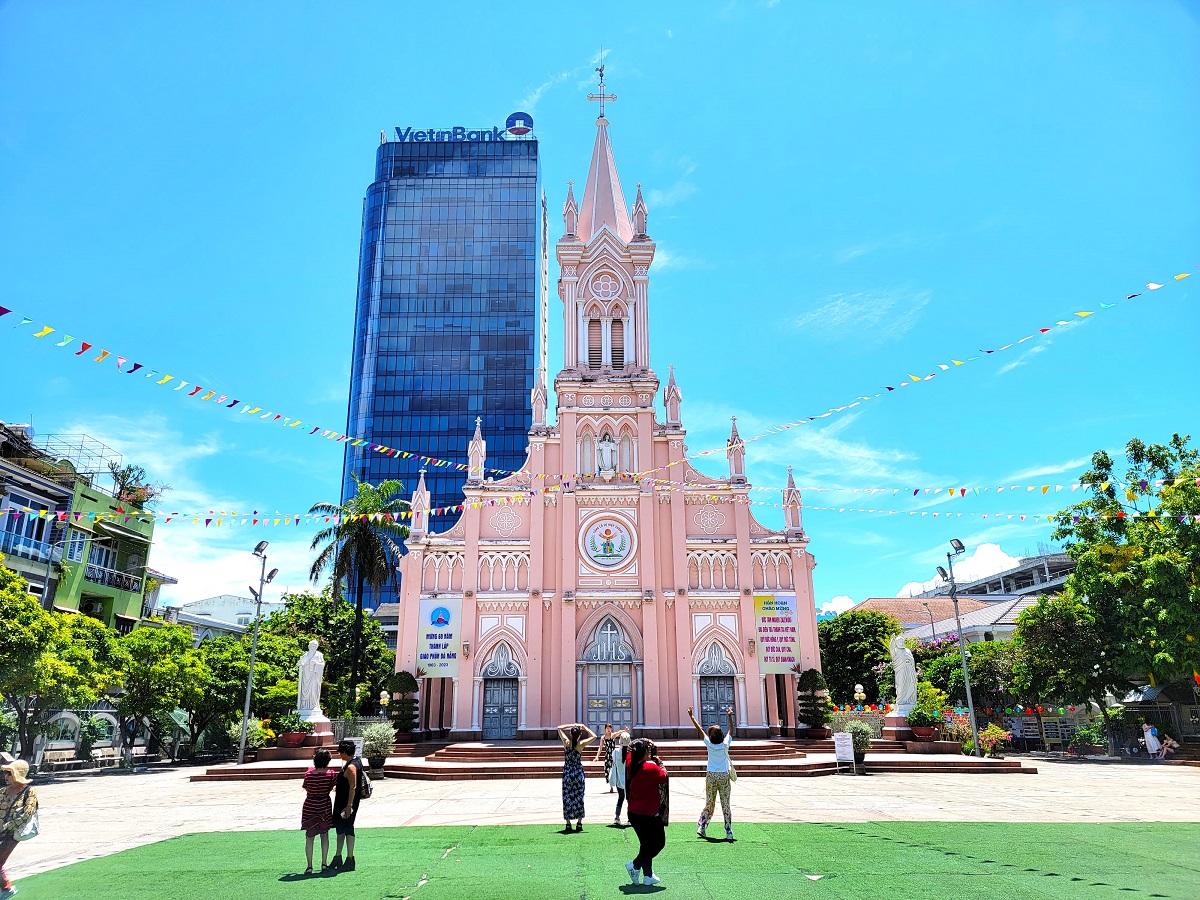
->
[343, 127, 542, 611]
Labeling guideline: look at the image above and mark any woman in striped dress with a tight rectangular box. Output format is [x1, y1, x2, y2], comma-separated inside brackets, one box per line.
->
[300, 748, 337, 874]
[557, 723, 596, 831]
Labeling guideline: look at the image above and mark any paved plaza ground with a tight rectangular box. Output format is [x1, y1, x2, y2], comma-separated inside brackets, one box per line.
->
[9, 761, 1200, 897]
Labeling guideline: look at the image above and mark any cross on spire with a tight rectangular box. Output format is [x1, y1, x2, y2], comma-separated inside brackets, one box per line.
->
[587, 63, 617, 118]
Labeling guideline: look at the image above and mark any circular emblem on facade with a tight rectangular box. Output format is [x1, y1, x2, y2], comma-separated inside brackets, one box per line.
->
[619, 395, 632, 407]
[582, 395, 595, 407]
[489, 507, 522, 538]
[429, 606, 452, 627]
[506, 111, 533, 136]
[581, 517, 636, 569]
[600, 395, 613, 408]
[694, 504, 727, 535]
[592, 273, 621, 299]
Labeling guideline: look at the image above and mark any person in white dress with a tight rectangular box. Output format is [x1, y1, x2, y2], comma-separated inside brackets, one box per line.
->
[609, 733, 632, 825]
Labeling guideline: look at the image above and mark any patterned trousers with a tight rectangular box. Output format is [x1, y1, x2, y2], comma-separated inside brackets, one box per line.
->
[698, 771, 732, 832]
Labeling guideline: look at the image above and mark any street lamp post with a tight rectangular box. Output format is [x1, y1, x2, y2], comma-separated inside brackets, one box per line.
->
[238, 541, 278, 766]
[937, 538, 981, 758]
[921, 602, 937, 641]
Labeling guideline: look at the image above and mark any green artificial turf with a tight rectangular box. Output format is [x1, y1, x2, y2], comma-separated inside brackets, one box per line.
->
[18, 822, 1200, 900]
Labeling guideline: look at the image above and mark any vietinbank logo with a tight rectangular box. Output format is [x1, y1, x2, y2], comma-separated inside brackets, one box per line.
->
[393, 111, 533, 143]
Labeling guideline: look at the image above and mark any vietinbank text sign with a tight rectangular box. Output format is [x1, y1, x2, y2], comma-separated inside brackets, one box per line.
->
[394, 111, 533, 143]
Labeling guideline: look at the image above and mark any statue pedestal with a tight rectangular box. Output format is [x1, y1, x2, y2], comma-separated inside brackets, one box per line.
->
[882, 713, 914, 742]
[299, 709, 334, 742]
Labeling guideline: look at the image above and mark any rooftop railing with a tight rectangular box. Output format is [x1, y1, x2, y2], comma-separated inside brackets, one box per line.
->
[84, 562, 143, 594]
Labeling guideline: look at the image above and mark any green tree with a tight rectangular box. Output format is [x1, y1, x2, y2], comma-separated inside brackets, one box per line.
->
[0, 566, 119, 758]
[816, 611, 901, 705]
[1052, 434, 1200, 684]
[113, 624, 205, 761]
[176, 636, 262, 750]
[259, 586, 395, 715]
[924, 640, 1016, 710]
[1012, 592, 1123, 752]
[308, 477, 409, 702]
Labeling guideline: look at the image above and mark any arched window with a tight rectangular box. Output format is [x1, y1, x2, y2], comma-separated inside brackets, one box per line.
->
[579, 432, 595, 476]
[611, 319, 625, 369]
[619, 433, 633, 472]
[588, 319, 603, 369]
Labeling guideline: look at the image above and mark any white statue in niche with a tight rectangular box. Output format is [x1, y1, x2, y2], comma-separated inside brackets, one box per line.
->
[296, 639, 325, 714]
[890, 634, 918, 715]
[596, 431, 619, 479]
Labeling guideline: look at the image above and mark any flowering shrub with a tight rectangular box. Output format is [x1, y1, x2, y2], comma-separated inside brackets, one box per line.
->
[977, 722, 1012, 756]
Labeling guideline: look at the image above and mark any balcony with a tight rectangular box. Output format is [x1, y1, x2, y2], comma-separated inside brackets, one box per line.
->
[0, 529, 52, 563]
[84, 563, 143, 594]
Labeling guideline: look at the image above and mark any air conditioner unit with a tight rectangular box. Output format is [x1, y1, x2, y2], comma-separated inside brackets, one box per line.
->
[82, 600, 102, 616]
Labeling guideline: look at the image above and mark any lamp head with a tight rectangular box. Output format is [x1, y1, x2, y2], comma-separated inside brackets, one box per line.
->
[266, 568, 279, 584]
[936, 565, 949, 581]
[949, 538, 965, 554]
[253, 540, 269, 557]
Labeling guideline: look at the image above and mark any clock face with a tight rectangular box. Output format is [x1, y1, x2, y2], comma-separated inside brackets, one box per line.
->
[581, 518, 635, 569]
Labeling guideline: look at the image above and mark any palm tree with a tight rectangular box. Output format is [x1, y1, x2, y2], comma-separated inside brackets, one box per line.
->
[308, 477, 410, 700]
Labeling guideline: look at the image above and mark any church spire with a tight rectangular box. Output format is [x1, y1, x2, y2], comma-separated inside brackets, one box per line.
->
[726, 416, 746, 484]
[783, 466, 804, 538]
[579, 66, 633, 243]
[664, 365, 682, 425]
[467, 417, 486, 484]
[631, 183, 648, 238]
[563, 181, 578, 237]
[409, 469, 430, 538]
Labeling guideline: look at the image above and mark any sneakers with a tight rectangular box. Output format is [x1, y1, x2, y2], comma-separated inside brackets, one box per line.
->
[697, 826, 706, 838]
[614, 816, 622, 826]
[726, 829, 735, 841]
[626, 862, 641, 885]
[1, 888, 18, 899]
[644, 875, 662, 886]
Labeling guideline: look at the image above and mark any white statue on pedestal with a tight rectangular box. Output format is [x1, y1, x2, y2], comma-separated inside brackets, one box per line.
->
[890, 634, 918, 716]
[297, 639, 325, 714]
[597, 432, 618, 478]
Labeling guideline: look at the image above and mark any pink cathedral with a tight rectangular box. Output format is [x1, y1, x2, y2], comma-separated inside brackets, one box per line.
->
[395, 103, 821, 739]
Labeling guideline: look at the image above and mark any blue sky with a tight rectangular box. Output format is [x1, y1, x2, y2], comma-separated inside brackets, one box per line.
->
[2, 1, 1197, 609]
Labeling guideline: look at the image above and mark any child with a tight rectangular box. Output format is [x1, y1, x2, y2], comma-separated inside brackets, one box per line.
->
[300, 748, 337, 874]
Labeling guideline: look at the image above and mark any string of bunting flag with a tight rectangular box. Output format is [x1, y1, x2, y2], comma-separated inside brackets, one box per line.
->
[0, 264, 1192, 492]
[3, 499, 1196, 529]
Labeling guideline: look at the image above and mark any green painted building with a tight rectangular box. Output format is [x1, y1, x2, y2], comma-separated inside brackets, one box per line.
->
[51, 482, 157, 634]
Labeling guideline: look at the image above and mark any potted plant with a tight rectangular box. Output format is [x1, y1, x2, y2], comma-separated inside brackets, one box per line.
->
[844, 720, 874, 767]
[361, 722, 397, 769]
[273, 712, 314, 748]
[794, 667, 834, 739]
[1068, 722, 1106, 756]
[905, 706, 943, 740]
[389, 670, 420, 741]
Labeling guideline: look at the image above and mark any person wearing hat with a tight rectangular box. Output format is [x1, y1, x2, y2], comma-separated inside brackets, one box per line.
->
[0, 760, 38, 899]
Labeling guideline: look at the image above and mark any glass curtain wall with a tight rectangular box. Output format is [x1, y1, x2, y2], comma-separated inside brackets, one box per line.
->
[342, 138, 540, 610]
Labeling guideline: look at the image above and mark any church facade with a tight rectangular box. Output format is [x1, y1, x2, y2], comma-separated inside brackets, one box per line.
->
[394, 103, 821, 739]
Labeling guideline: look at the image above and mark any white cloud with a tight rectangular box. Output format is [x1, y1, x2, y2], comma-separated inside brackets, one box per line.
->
[996, 317, 1085, 377]
[647, 157, 698, 209]
[1004, 455, 1094, 483]
[521, 52, 606, 113]
[792, 289, 930, 342]
[820, 595, 856, 615]
[895, 542, 1022, 597]
[151, 528, 317, 606]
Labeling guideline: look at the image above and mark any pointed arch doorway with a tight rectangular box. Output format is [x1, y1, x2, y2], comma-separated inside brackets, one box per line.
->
[480, 643, 520, 740]
[581, 618, 636, 733]
[697, 642, 738, 730]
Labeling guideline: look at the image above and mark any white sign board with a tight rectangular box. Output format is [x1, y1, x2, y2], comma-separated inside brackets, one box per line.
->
[347, 737, 364, 759]
[833, 732, 855, 762]
[417, 597, 462, 677]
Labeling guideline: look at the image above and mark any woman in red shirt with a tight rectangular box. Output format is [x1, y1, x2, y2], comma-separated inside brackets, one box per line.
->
[624, 739, 668, 886]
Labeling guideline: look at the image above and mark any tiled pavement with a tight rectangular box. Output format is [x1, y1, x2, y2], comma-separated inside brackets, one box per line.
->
[11, 758, 1199, 880]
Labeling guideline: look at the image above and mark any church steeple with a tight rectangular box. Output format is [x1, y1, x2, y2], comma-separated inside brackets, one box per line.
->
[409, 469, 430, 538]
[563, 181, 578, 238]
[632, 183, 648, 238]
[579, 66, 632, 244]
[467, 417, 486, 484]
[783, 466, 804, 538]
[726, 416, 746, 484]
[664, 365, 682, 425]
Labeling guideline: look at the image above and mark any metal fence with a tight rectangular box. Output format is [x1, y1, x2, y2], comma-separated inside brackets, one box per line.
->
[830, 711, 884, 737]
[331, 716, 388, 743]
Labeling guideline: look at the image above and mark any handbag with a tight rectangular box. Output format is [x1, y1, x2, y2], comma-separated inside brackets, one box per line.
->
[728, 764, 738, 783]
[15, 810, 39, 841]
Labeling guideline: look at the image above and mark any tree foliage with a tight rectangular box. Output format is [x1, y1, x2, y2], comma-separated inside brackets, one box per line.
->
[817, 611, 901, 704]
[175, 636, 260, 749]
[113, 624, 205, 758]
[0, 565, 119, 758]
[308, 476, 409, 700]
[1012, 592, 1120, 710]
[259, 586, 395, 716]
[1052, 434, 1200, 683]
